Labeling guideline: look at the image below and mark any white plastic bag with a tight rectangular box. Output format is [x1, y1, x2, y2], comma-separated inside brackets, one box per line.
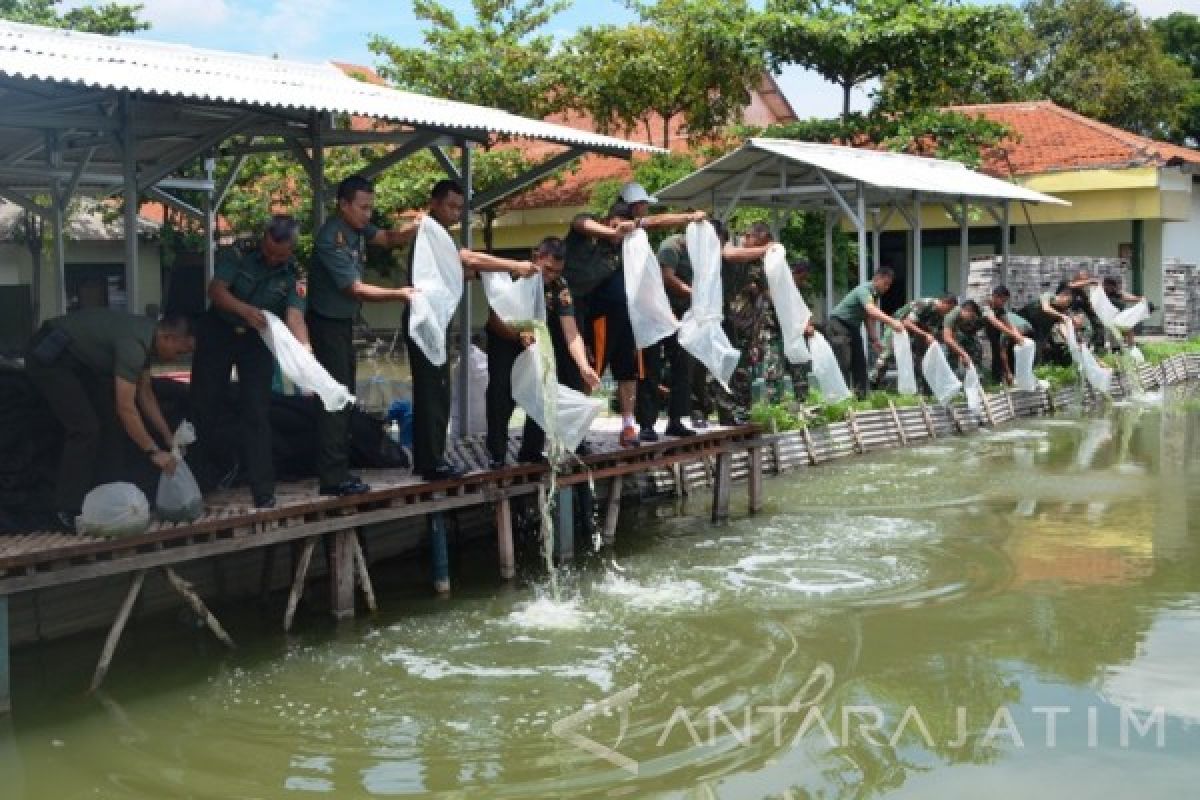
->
[762, 243, 812, 365]
[482, 270, 545, 324]
[1013, 339, 1038, 391]
[892, 329, 918, 396]
[408, 215, 464, 366]
[677, 221, 740, 391]
[622, 229, 679, 349]
[1079, 345, 1113, 395]
[511, 346, 603, 454]
[1114, 300, 1149, 331]
[155, 420, 203, 522]
[808, 330, 852, 403]
[1089, 285, 1121, 326]
[963, 365, 984, 412]
[922, 343, 963, 406]
[449, 344, 489, 437]
[259, 311, 355, 411]
[1130, 346, 1146, 365]
[77, 482, 150, 538]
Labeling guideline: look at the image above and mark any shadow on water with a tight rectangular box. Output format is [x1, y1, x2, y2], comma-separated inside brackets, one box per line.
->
[3, 387, 1200, 798]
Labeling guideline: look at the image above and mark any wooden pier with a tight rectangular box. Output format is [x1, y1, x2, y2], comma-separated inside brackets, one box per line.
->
[0, 423, 762, 711]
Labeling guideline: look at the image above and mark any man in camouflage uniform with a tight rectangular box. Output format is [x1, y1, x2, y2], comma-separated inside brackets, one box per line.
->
[940, 299, 986, 373]
[871, 293, 957, 389]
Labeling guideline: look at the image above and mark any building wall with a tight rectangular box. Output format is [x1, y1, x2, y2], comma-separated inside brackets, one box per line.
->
[0, 239, 162, 322]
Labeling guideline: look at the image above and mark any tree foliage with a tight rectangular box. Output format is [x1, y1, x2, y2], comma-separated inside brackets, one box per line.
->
[552, 0, 766, 148]
[0, 0, 147, 34]
[760, 0, 1011, 119]
[367, 0, 567, 118]
[1152, 12, 1200, 145]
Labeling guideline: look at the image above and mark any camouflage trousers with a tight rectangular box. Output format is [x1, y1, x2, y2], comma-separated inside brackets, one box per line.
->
[712, 323, 792, 424]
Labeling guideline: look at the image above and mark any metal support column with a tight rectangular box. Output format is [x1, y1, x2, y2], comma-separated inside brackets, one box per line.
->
[457, 140, 473, 436]
[871, 208, 882, 273]
[912, 196, 923, 299]
[824, 211, 836, 318]
[120, 93, 140, 314]
[203, 156, 216, 288]
[1000, 201, 1011, 286]
[959, 199, 970, 296]
[310, 114, 326, 231]
[856, 182, 868, 283]
[45, 130, 66, 318]
[555, 487, 575, 562]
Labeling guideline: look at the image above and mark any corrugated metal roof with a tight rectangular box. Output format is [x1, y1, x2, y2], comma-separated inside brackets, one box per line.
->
[657, 138, 1069, 207]
[0, 20, 661, 155]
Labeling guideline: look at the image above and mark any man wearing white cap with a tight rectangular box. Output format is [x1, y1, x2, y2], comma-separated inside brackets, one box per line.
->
[563, 183, 703, 448]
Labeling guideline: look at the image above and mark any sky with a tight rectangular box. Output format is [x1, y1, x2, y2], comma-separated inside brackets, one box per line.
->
[69, 0, 1199, 121]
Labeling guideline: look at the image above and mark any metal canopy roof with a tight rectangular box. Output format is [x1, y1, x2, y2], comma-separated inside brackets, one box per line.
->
[0, 20, 659, 159]
[656, 138, 1068, 212]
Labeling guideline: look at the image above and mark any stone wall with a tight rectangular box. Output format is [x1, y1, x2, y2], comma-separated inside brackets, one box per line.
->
[1163, 261, 1200, 341]
[966, 256, 1131, 311]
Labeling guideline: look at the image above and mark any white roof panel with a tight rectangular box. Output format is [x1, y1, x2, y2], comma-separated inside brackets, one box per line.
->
[657, 138, 1068, 207]
[0, 21, 660, 156]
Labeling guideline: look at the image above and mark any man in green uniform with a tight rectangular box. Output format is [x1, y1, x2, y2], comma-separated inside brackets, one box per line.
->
[485, 237, 601, 468]
[980, 285, 1031, 385]
[828, 267, 905, 397]
[1045, 311, 1093, 366]
[1019, 286, 1072, 365]
[564, 185, 701, 448]
[405, 180, 538, 481]
[871, 293, 957, 388]
[308, 174, 421, 496]
[941, 299, 986, 371]
[190, 216, 308, 508]
[25, 309, 195, 530]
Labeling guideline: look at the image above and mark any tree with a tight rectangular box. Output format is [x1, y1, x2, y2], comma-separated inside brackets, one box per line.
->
[760, 0, 1010, 119]
[1012, 0, 1190, 138]
[552, 0, 766, 148]
[0, 0, 147, 34]
[367, 0, 567, 118]
[1152, 12, 1200, 145]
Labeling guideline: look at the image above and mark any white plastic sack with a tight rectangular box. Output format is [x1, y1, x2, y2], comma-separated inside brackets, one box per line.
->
[77, 482, 150, 538]
[449, 344, 489, 437]
[482, 270, 545, 324]
[1079, 345, 1113, 395]
[892, 330, 919, 396]
[260, 310, 355, 411]
[963, 365, 984, 412]
[677, 221, 740, 391]
[808, 330, 852, 403]
[762, 243, 812, 365]
[922, 343, 963, 406]
[408, 215, 464, 366]
[1114, 300, 1149, 331]
[511, 346, 603, 454]
[1013, 339, 1038, 391]
[1089, 285, 1122, 326]
[622, 229, 679, 349]
[156, 460, 203, 522]
[1130, 346, 1146, 365]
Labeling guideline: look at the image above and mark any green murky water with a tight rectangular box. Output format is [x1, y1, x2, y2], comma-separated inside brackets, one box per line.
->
[4, 391, 1199, 799]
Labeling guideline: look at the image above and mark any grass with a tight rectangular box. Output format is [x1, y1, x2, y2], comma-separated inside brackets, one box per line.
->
[1138, 338, 1200, 364]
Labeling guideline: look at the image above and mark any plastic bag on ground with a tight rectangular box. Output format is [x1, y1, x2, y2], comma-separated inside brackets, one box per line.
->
[259, 310, 355, 411]
[449, 344, 489, 437]
[892, 329, 918, 395]
[408, 215, 464, 366]
[482, 270, 545, 324]
[622, 229, 679, 349]
[808, 330, 852, 403]
[511, 345, 603, 454]
[677, 221, 740, 391]
[762, 243, 812, 365]
[1013, 339, 1038, 391]
[963, 365, 984, 412]
[922, 343, 963, 406]
[77, 482, 150, 538]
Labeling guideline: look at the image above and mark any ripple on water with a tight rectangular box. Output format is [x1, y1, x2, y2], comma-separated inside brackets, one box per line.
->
[591, 572, 713, 610]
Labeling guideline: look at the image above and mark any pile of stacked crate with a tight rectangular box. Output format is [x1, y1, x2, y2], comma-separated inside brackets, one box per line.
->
[1162, 260, 1199, 341]
[966, 256, 1131, 310]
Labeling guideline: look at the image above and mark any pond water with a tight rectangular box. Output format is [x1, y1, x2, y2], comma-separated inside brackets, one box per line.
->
[4, 391, 1199, 799]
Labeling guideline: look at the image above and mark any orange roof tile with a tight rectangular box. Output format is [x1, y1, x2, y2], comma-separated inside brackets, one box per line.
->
[947, 100, 1200, 177]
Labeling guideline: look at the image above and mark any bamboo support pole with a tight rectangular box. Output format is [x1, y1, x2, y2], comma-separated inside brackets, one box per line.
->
[846, 410, 865, 453]
[350, 534, 377, 613]
[711, 452, 732, 522]
[90, 570, 146, 692]
[163, 567, 235, 648]
[283, 537, 317, 632]
[887, 400, 908, 445]
[800, 426, 820, 465]
[748, 446, 764, 513]
[918, 399, 937, 438]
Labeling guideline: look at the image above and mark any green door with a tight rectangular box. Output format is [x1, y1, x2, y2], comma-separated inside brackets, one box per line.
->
[920, 245, 947, 296]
